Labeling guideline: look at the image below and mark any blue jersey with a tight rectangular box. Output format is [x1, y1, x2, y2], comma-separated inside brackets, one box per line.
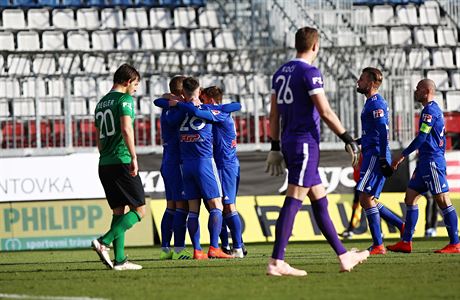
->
[160, 107, 184, 165]
[403, 101, 446, 164]
[360, 94, 390, 158]
[208, 104, 239, 167]
[177, 102, 229, 160]
[272, 58, 323, 143]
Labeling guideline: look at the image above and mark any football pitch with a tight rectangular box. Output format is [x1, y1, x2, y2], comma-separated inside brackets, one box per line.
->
[1, 239, 459, 300]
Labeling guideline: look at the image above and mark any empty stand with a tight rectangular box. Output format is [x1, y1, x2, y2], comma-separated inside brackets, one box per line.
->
[43, 31, 65, 50]
[67, 31, 91, 50]
[190, 28, 212, 49]
[33, 55, 57, 74]
[214, 29, 236, 49]
[446, 91, 460, 111]
[174, 7, 197, 28]
[437, 27, 457, 47]
[77, 8, 100, 29]
[198, 8, 219, 28]
[92, 30, 115, 50]
[7, 55, 31, 75]
[373, 5, 394, 25]
[140, 29, 164, 49]
[414, 27, 436, 47]
[409, 48, 430, 68]
[150, 7, 173, 28]
[17, 31, 40, 50]
[3, 9, 26, 29]
[116, 30, 140, 49]
[101, 8, 124, 29]
[165, 29, 188, 49]
[396, 4, 418, 25]
[125, 8, 149, 28]
[433, 48, 455, 68]
[27, 9, 50, 29]
[366, 27, 388, 45]
[52, 9, 76, 29]
[390, 26, 412, 45]
[419, 1, 440, 25]
[83, 54, 107, 74]
[427, 70, 450, 90]
[0, 32, 14, 50]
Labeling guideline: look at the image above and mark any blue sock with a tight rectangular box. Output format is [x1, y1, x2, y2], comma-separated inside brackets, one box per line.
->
[441, 206, 459, 245]
[173, 208, 188, 250]
[219, 218, 229, 248]
[365, 206, 383, 246]
[161, 208, 175, 248]
[187, 212, 201, 250]
[225, 211, 243, 249]
[208, 208, 223, 249]
[377, 202, 404, 231]
[402, 204, 419, 242]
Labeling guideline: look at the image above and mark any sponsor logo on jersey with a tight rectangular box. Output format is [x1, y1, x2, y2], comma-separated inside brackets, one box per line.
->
[231, 139, 237, 148]
[312, 77, 323, 85]
[122, 102, 132, 110]
[211, 110, 221, 115]
[180, 134, 200, 142]
[422, 113, 432, 123]
[373, 109, 384, 118]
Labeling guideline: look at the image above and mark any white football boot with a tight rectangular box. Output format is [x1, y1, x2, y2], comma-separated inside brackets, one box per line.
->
[91, 239, 113, 269]
[113, 260, 143, 271]
[266, 258, 307, 277]
[338, 249, 369, 272]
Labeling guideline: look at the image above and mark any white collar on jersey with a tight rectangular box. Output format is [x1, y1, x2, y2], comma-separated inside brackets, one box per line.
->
[290, 58, 311, 65]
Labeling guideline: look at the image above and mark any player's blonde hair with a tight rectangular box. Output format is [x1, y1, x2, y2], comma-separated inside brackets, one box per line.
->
[295, 27, 319, 53]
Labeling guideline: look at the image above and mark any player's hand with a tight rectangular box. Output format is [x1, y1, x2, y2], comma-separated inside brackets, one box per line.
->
[379, 158, 393, 178]
[265, 151, 285, 176]
[168, 100, 179, 107]
[391, 155, 405, 171]
[345, 140, 360, 167]
[130, 157, 139, 177]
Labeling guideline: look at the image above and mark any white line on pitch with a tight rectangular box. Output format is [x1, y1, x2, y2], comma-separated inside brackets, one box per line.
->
[0, 293, 109, 300]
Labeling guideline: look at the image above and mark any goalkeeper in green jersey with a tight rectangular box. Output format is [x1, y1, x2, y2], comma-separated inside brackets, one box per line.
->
[91, 64, 145, 271]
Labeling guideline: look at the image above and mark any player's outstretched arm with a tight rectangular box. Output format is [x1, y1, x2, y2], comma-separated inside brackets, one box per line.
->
[153, 98, 169, 109]
[221, 102, 242, 113]
[265, 94, 285, 176]
[177, 102, 215, 121]
[121, 115, 138, 177]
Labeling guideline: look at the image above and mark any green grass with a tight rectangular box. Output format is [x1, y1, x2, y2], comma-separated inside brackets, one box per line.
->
[1, 239, 459, 300]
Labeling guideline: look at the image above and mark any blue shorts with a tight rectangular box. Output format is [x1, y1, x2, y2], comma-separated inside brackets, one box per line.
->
[357, 155, 385, 199]
[282, 140, 322, 188]
[160, 163, 184, 201]
[408, 160, 449, 195]
[218, 163, 240, 205]
[181, 158, 222, 201]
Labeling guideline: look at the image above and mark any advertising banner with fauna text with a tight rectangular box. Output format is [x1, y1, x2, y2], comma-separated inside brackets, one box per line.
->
[150, 193, 460, 244]
[0, 199, 153, 251]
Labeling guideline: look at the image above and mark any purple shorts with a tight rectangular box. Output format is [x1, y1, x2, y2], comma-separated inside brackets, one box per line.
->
[282, 140, 322, 188]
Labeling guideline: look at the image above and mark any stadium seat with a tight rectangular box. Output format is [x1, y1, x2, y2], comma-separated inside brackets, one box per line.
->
[0, 78, 21, 98]
[223, 74, 239, 95]
[419, 1, 440, 25]
[190, 28, 212, 49]
[96, 77, 112, 97]
[254, 74, 270, 94]
[83, 54, 107, 74]
[13, 99, 35, 116]
[27, 9, 50, 29]
[87, 0, 106, 6]
[77, 8, 100, 29]
[437, 27, 457, 47]
[384, 49, 407, 70]
[1, 121, 26, 149]
[372, 5, 394, 25]
[61, 0, 83, 5]
[156, 53, 181, 73]
[44, 78, 65, 97]
[337, 29, 359, 46]
[446, 91, 460, 111]
[17, 31, 40, 50]
[140, 30, 164, 49]
[67, 31, 90, 50]
[159, 0, 181, 7]
[150, 75, 169, 96]
[37, 0, 59, 6]
[198, 8, 220, 28]
[74, 77, 97, 97]
[12, 0, 38, 7]
[134, 117, 152, 146]
[58, 55, 82, 74]
[352, 6, 371, 25]
[101, 8, 124, 29]
[110, 0, 133, 6]
[408, 48, 430, 68]
[206, 52, 230, 72]
[42, 31, 65, 50]
[214, 29, 236, 49]
[0, 101, 10, 117]
[125, 8, 149, 28]
[390, 26, 412, 45]
[138, 96, 152, 115]
[108, 53, 127, 72]
[2, 9, 26, 29]
[149, 7, 173, 28]
[233, 51, 251, 72]
[116, 30, 140, 50]
[181, 52, 205, 73]
[366, 27, 388, 45]
[70, 98, 88, 115]
[457, 48, 460, 67]
[427, 70, 449, 90]
[33, 55, 57, 74]
[201, 74, 222, 89]
[174, 7, 197, 28]
[135, 0, 159, 5]
[52, 9, 76, 29]
[0, 56, 4, 75]
[414, 27, 436, 47]
[7, 55, 31, 75]
[433, 48, 455, 68]
[410, 72, 423, 88]
[0, 32, 15, 50]
[396, 4, 418, 25]
[165, 29, 188, 49]
[452, 71, 460, 89]
[38, 99, 63, 116]
[0, 0, 9, 6]
[92, 30, 115, 50]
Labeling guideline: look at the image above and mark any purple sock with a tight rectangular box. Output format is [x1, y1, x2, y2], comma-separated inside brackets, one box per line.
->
[271, 197, 303, 260]
[312, 197, 347, 255]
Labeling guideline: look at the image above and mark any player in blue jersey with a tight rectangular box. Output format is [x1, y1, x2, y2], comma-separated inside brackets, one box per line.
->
[201, 86, 245, 258]
[173, 77, 234, 259]
[355, 67, 405, 255]
[387, 79, 460, 254]
[153, 76, 193, 260]
[265, 27, 369, 276]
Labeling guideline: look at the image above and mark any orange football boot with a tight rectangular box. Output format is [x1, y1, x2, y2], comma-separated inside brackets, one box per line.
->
[208, 246, 234, 259]
[193, 249, 209, 260]
[387, 240, 412, 253]
[368, 244, 386, 255]
[434, 243, 460, 254]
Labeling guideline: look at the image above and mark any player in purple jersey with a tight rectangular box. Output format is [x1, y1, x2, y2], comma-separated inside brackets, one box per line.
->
[154, 76, 193, 260]
[355, 67, 405, 255]
[265, 27, 369, 276]
[387, 79, 460, 254]
[201, 86, 246, 258]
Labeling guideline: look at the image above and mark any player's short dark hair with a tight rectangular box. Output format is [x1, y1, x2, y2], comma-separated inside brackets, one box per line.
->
[362, 67, 383, 88]
[295, 27, 319, 53]
[182, 77, 200, 95]
[169, 75, 186, 96]
[202, 86, 223, 103]
[113, 64, 140, 85]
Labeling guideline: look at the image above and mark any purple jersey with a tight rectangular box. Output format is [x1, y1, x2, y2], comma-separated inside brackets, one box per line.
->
[272, 58, 324, 143]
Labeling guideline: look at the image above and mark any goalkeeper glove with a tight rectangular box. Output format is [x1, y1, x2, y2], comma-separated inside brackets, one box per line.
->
[339, 131, 360, 168]
[265, 140, 285, 176]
